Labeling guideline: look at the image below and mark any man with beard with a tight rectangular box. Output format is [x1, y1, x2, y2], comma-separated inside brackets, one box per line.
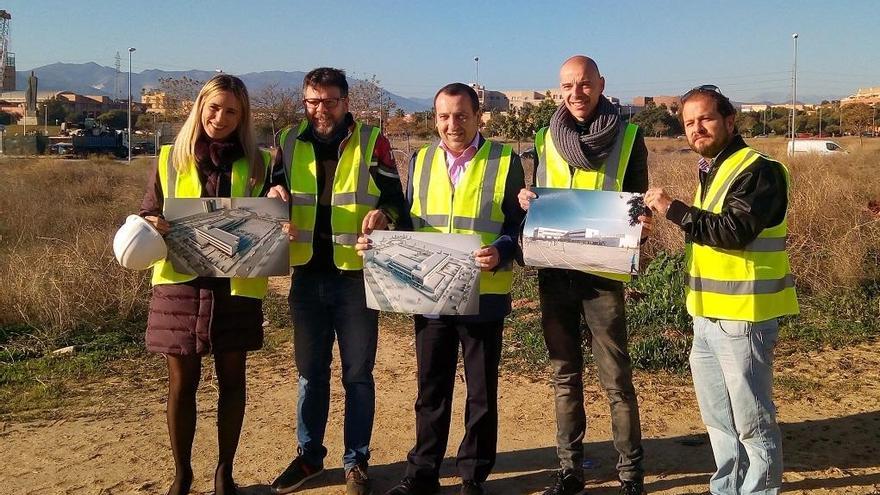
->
[645, 85, 797, 495]
[268, 67, 410, 495]
[518, 55, 649, 495]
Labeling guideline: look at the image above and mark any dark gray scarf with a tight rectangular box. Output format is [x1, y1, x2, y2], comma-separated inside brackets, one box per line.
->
[549, 95, 620, 170]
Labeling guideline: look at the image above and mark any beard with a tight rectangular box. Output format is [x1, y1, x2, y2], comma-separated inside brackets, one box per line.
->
[690, 130, 730, 158]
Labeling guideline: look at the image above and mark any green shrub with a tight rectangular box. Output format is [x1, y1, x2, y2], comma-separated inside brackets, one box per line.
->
[626, 251, 690, 337]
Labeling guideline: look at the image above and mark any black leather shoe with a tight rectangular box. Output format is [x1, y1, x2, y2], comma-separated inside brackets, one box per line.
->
[619, 479, 647, 495]
[542, 469, 584, 495]
[460, 479, 486, 495]
[384, 477, 440, 495]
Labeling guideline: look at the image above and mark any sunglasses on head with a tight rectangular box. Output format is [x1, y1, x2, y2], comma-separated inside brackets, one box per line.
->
[681, 84, 724, 100]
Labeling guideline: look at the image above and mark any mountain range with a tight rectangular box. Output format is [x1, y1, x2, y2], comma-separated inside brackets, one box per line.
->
[16, 62, 434, 112]
[16, 62, 843, 109]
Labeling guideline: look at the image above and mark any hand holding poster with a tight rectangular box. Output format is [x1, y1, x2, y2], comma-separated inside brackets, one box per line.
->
[522, 188, 645, 275]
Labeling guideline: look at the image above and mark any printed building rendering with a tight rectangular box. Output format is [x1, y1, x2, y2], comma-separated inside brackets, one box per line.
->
[364, 232, 481, 315]
[522, 188, 643, 275]
[165, 198, 289, 277]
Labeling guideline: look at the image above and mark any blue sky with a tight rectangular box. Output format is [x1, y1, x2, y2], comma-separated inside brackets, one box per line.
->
[8, 0, 879, 102]
[525, 188, 640, 236]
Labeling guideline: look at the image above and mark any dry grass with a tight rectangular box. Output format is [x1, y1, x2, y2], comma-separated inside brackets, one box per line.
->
[0, 157, 154, 355]
[1, 137, 878, 354]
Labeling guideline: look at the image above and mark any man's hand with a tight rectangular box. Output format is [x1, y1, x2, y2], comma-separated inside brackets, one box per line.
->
[473, 246, 500, 271]
[518, 188, 536, 211]
[267, 185, 289, 202]
[144, 215, 170, 235]
[645, 187, 674, 218]
[361, 209, 389, 235]
[281, 222, 297, 241]
[355, 235, 372, 257]
[637, 213, 653, 239]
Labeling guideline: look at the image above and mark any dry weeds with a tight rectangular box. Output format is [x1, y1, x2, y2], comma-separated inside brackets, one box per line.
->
[0, 157, 154, 354]
[1, 137, 878, 353]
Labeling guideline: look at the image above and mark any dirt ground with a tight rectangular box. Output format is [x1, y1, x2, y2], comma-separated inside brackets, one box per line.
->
[2, 291, 879, 494]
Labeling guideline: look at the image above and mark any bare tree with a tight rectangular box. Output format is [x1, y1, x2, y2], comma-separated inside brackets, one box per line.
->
[347, 74, 397, 130]
[251, 83, 303, 145]
[155, 76, 203, 122]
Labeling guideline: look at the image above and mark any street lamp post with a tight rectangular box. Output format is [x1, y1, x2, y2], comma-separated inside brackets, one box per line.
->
[474, 56, 479, 86]
[128, 47, 136, 162]
[790, 33, 798, 149]
[867, 105, 876, 137]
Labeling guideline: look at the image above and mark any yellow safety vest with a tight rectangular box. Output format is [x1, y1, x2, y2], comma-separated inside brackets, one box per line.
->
[151, 144, 271, 300]
[280, 121, 381, 270]
[535, 123, 639, 282]
[410, 140, 514, 295]
[685, 146, 799, 321]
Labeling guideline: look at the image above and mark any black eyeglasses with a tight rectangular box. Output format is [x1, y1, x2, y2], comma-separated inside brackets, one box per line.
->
[681, 84, 724, 100]
[303, 97, 346, 109]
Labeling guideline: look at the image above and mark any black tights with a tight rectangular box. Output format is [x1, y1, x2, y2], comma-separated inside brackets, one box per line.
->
[165, 351, 247, 495]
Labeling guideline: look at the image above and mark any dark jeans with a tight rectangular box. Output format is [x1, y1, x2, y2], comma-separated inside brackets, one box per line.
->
[538, 268, 644, 482]
[289, 269, 379, 470]
[405, 316, 504, 483]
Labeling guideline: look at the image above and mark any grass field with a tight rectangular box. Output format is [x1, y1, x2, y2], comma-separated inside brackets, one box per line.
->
[0, 136, 878, 414]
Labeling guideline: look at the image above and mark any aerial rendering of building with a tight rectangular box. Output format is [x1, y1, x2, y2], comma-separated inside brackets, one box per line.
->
[164, 198, 288, 277]
[364, 232, 480, 315]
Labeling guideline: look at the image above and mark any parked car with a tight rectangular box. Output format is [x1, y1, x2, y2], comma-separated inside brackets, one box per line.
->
[48, 143, 75, 155]
[132, 142, 156, 155]
[787, 139, 847, 156]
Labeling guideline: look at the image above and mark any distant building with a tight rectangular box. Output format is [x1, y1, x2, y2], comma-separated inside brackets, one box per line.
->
[770, 103, 812, 111]
[142, 90, 170, 115]
[740, 104, 771, 113]
[503, 90, 545, 110]
[470, 84, 509, 112]
[841, 86, 880, 107]
[0, 89, 129, 121]
[633, 95, 680, 111]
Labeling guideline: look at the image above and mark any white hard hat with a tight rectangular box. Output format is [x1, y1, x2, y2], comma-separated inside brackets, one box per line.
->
[113, 215, 167, 270]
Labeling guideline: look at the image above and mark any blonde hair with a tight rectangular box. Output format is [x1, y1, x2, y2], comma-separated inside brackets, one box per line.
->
[171, 74, 264, 193]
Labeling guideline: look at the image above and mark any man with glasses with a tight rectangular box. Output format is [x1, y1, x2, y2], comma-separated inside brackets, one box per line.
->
[645, 85, 797, 495]
[518, 55, 650, 495]
[269, 67, 410, 495]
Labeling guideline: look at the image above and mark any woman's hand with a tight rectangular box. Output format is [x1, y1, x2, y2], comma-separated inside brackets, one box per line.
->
[144, 215, 170, 235]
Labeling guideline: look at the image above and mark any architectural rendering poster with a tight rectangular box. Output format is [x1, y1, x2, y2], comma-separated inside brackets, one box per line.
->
[163, 198, 289, 277]
[523, 188, 644, 275]
[363, 231, 482, 315]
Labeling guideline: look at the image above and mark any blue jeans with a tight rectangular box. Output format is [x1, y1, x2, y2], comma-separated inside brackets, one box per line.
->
[690, 317, 782, 495]
[289, 269, 379, 470]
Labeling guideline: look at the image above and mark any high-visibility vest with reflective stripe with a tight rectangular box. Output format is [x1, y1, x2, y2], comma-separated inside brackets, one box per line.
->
[534, 123, 639, 282]
[685, 146, 799, 321]
[410, 140, 514, 295]
[280, 121, 381, 270]
[151, 144, 271, 300]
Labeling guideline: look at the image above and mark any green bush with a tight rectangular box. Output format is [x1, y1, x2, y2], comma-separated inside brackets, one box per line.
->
[626, 251, 690, 337]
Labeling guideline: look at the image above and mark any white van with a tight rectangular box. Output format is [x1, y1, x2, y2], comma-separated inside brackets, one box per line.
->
[787, 139, 847, 156]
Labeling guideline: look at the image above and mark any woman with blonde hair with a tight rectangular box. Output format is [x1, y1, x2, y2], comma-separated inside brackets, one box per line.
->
[138, 74, 272, 495]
